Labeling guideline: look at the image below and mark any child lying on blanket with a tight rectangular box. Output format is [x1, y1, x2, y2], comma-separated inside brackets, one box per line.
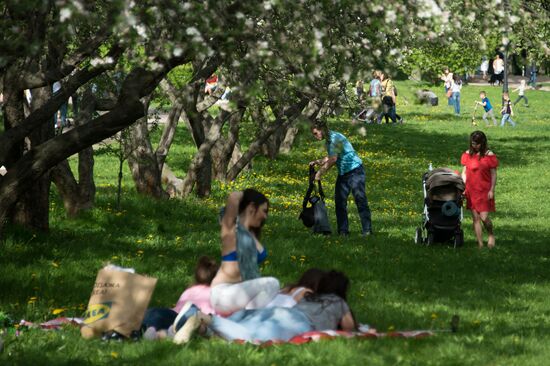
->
[141, 256, 219, 340]
[173, 270, 358, 344]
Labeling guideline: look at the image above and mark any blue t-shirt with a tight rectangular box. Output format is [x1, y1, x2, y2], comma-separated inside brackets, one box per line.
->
[326, 131, 362, 175]
[369, 79, 381, 97]
[482, 97, 492, 112]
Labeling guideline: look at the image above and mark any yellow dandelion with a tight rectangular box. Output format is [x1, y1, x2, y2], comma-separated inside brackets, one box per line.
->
[52, 308, 65, 315]
[111, 352, 119, 359]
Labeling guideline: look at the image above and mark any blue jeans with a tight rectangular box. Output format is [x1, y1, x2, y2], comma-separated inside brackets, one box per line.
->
[210, 307, 313, 342]
[445, 87, 452, 105]
[142, 308, 178, 330]
[500, 114, 516, 127]
[335, 165, 372, 234]
[378, 97, 396, 123]
[452, 92, 460, 115]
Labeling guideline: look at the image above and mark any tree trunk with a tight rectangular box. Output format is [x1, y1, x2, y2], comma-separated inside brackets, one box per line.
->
[50, 88, 97, 217]
[0, 66, 178, 237]
[278, 127, 299, 154]
[156, 102, 182, 173]
[11, 85, 54, 231]
[161, 163, 184, 198]
[226, 98, 309, 181]
[126, 97, 168, 199]
[211, 108, 242, 181]
[180, 108, 239, 196]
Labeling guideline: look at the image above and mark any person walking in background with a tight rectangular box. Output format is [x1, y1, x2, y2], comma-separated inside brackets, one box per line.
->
[476, 91, 497, 126]
[368, 71, 381, 99]
[461, 131, 499, 248]
[52, 81, 68, 129]
[450, 74, 462, 116]
[355, 80, 364, 104]
[480, 57, 489, 80]
[500, 92, 516, 127]
[492, 54, 504, 86]
[528, 62, 537, 88]
[309, 120, 373, 236]
[512, 79, 529, 107]
[378, 72, 402, 124]
[440, 67, 454, 106]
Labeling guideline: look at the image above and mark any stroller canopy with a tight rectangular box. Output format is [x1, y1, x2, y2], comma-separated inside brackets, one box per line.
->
[426, 168, 465, 193]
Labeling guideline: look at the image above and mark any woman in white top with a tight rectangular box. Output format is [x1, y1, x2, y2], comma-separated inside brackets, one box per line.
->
[440, 68, 454, 105]
[450, 74, 462, 116]
[492, 55, 504, 85]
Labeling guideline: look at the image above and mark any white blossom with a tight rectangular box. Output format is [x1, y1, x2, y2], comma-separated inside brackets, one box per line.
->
[135, 25, 147, 38]
[385, 10, 397, 23]
[90, 57, 114, 67]
[59, 8, 72, 22]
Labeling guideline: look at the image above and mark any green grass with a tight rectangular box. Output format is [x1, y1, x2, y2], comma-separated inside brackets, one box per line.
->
[1, 81, 549, 365]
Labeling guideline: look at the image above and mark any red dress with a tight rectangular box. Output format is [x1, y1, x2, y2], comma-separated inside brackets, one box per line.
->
[461, 152, 499, 212]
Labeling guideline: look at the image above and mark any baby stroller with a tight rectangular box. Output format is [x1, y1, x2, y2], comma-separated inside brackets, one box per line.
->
[415, 167, 465, 247]
[353, 107, 377, 124]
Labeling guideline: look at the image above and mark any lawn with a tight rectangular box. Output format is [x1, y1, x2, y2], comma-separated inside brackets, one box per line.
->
[1, 81, 549, 365]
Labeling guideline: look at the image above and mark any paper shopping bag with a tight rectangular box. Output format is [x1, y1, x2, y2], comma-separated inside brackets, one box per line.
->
[81, 268, 157, 338]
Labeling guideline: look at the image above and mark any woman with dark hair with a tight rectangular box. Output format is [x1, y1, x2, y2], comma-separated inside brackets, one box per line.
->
[461, 131, 499, 248]
[209, 189, 280, 316]
[172, 270, 357, 344]
[266, 268, 326, 308]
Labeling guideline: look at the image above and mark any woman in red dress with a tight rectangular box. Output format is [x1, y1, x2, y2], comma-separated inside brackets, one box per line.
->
[461, 131, 499, 248]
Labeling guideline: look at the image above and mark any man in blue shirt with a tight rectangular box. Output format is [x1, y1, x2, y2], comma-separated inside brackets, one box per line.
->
[310, 121, 372, 236]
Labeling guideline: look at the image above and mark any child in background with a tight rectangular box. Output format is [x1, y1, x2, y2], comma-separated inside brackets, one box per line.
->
[141, 256, 219, 340]
[512, 79, 529, 107]
[500, 92, 516, 127]
[173, 256, 219, 314]
[355, 80, 364, 104]
[476, 91, 497, 127]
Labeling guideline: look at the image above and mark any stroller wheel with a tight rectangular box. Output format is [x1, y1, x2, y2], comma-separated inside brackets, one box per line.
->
[426, 232, 434, 246]
[454, 230, 464, 248]
[414, 227, 423, 244]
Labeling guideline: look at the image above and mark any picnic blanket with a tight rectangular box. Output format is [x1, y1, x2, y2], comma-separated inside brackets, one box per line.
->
[19, 317, 84, 330]
[236, 329, 434, 346]
[18, 317, 434, 345]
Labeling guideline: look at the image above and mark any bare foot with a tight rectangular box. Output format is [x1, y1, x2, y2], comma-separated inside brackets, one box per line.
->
[488, 235, 495, 248]
[478, 242, 484, 249]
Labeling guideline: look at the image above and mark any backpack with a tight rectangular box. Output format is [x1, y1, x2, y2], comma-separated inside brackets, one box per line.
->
[299, 166, 332, 235]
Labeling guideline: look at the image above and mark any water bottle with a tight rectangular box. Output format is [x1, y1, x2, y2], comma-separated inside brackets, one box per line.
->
[428, 163, 433, 171]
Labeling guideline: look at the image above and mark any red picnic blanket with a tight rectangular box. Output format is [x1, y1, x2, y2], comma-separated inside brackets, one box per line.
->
[236, 329, 434, 346]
